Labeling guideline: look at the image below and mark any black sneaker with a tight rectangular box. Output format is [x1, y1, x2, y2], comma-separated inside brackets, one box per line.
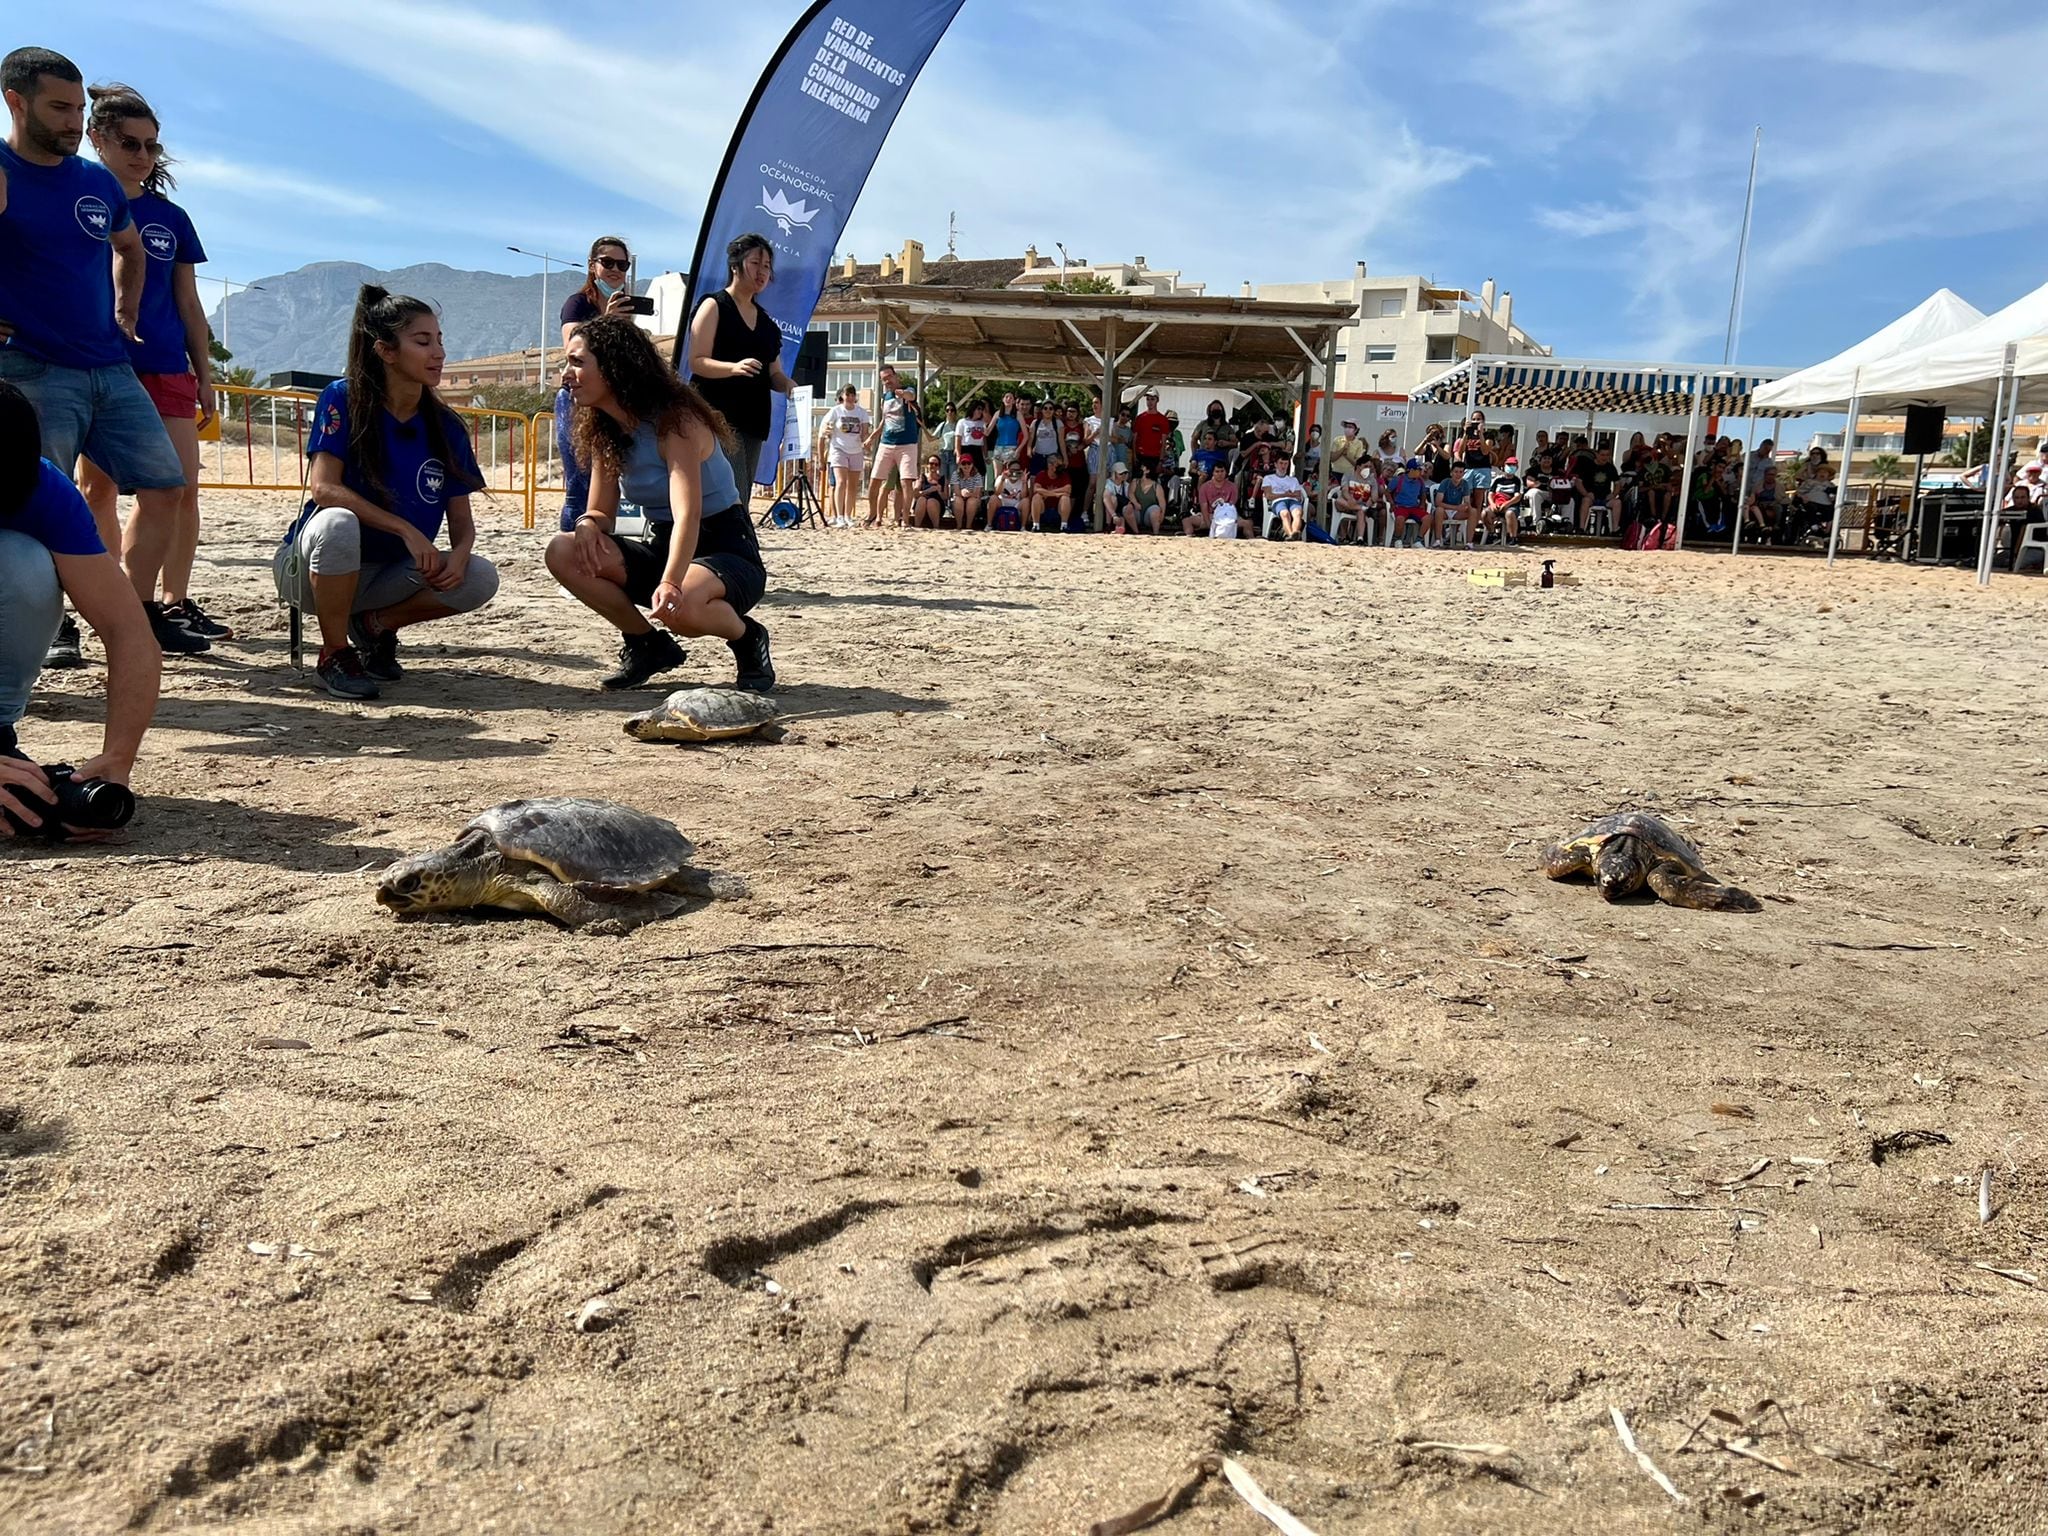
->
[730, 617, 775, 692]
[600, 629, 685, 691]
[44, 615, 85, 670]
[166, 598, 233, 640]
[316, 645, 380, 700]
[349, 616, 403, 682]
[145, 600, 211, 655]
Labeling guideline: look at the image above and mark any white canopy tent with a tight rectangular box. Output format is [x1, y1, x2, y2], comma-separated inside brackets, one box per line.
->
[1756, 280, 2048, 583]
[1749, 289, 1989, 569]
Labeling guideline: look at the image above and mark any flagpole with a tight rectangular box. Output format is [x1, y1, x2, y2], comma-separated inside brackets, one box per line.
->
[1724, 128, 1761, 367]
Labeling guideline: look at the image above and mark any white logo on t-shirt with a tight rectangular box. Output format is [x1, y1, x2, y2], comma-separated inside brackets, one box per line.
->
[418, 459, 447, 500]
[75, 196, 114, 240]
[140, 223, 177, 260]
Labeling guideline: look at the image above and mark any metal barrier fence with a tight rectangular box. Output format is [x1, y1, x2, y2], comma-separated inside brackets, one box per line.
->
[198, 384, 542, 525]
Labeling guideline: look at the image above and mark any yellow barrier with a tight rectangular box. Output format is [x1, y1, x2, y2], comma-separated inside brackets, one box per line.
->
[197, 384, 539, 525]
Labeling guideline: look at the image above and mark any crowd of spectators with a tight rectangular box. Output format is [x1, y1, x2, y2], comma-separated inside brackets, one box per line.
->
[804, 383, 1864, 550]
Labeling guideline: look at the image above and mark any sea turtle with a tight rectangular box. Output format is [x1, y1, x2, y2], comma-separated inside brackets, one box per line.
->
[375, 798, 745, 931]
[1541, 810, 1760, 911]
[624, 687, 784, 744]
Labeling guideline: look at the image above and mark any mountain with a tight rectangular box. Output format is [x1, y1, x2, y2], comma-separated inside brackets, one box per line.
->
[212, 261, 638, 381]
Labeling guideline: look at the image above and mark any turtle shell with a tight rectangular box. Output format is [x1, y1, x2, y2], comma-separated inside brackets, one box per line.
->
[1570, 811, 1707, 875]
[625, 687, 782, 741]
[466, 798, 695, 891]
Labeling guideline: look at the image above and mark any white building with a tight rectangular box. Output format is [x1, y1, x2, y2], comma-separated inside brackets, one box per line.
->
[1008, 248, 1206, 298]
[1255, 262, 1548, 400]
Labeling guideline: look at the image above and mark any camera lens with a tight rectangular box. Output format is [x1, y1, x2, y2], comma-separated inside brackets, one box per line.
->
[47, 770, 136, 833]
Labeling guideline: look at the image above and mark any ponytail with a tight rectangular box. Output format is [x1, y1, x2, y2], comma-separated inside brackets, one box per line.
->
[342, 284, 481, 508]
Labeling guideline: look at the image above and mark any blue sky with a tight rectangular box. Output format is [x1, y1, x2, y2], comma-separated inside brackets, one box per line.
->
[28, 0, 2048, 369]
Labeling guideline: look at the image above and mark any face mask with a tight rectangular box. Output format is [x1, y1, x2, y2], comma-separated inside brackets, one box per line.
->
[595, 278, 622, 300]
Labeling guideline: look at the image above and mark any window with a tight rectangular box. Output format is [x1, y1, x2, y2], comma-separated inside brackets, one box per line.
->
[1333, 351, 1347, 365]
[1426, 337, 1455, 363]
[824, 366, 870, 399]
[1364, 344, 1397, 363]
[1378, 297, 1402, 317]
[825, 319, 877, 362]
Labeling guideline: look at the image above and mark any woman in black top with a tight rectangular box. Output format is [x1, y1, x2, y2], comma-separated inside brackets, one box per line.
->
[686, 232, 794, 498]
[554, 236, 639, 530]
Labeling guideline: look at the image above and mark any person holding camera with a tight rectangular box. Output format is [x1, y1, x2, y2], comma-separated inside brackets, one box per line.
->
[0, 380, 158, 839]
[686, 232, 794, 499]
[547, 317, 772, 692]
[274, 286, 499, 701]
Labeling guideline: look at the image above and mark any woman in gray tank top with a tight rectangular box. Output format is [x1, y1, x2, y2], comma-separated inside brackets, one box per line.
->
[545, 317, 773, 692]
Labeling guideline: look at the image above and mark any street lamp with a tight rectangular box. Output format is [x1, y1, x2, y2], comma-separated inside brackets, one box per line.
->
[209, 277, 265, 358]
[508, 244, 575, 384]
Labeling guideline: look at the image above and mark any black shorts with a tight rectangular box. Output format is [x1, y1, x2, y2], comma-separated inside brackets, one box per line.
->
[615, 517, 767, 616]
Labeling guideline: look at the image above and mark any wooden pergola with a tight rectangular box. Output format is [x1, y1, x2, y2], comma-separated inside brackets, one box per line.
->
[853, 284, 1357, 506]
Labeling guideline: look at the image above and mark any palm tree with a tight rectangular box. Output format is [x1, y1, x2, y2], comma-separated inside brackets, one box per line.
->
[1870, 452, 1903, 500]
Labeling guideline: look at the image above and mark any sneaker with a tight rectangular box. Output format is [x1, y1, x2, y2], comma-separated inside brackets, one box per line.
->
[145, 600, 211, 655]
[349, 616, 403, 682]
[730, 617, 775, 692]
[600, 628, 685, 691]
[316, 645, 380, 700]
[166, 598, 233, 640]
[44, 615, 84, 670]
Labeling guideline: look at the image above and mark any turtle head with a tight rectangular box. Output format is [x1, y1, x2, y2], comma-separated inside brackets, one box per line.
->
[1594, 834, 1650, 901]
[376, 829, 499, 916]
[621, 708, 659, 741]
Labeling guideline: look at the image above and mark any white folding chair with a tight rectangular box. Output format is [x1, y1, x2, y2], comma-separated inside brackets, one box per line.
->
[2017, 521, 2048, 573]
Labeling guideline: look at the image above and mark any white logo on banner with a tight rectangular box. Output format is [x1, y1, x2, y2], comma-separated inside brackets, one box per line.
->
[757, 187, 819, 236]
[418, 459, 447, 500]
[75, 196, 113, 239]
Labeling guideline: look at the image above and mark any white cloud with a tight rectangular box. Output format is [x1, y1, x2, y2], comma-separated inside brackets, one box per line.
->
[197, 0, 764, 215]
[176, 154, 389, 218]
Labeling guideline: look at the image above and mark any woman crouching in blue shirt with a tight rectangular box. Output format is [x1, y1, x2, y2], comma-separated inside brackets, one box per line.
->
[273, 286, 499, 700]
[546, 317, 771, 693]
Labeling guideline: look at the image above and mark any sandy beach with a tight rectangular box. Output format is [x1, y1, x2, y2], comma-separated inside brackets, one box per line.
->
[3, 487, 2045, 1534]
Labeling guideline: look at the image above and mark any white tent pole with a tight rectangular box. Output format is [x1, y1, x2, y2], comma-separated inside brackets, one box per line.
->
[1463, 358, 1480, 424]
[1825, 367, 1862, 567]
[1976, 344, 2018, 586]
[1732, 411, 1759, 556]
[1672, 372, 1706, 552]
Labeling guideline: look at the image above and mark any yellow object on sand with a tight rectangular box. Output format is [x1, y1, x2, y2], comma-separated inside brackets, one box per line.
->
[1468, 568, 1528, 587]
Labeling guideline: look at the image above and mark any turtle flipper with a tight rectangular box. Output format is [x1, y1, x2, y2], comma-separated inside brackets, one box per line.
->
[1646, 861, 1761, 912]
[1540, 841, 1593, 881]
[526, 875, 686, 930]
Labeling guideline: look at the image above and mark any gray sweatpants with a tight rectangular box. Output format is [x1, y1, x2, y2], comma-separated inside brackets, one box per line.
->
[273, 506, 499, 616]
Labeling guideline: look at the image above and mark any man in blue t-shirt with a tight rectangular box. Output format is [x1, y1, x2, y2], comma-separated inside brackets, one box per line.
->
[0, 380, 160, 838]
[0, 48, 197, 662]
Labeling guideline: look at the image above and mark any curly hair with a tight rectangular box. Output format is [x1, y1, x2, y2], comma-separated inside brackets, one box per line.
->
[569, 316, 735, 478]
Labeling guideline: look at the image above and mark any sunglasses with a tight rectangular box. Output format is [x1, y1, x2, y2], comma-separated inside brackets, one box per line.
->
[115, 133, 164, 157]
[594, 256, 630, 273]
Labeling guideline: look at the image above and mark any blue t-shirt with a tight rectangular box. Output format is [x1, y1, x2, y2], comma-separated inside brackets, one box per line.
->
[0, 143, 133, 370]
[126, 191, 206, 377]
[4, 459, 107, 556]
[879, 387, 921, 447]
[306, 380, 480, 564]
[991, 411, 1022, 450]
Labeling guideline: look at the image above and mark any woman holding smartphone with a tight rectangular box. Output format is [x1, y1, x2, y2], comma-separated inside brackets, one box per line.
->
[686, 232, 794, 498]
[552, 236, 640, 531]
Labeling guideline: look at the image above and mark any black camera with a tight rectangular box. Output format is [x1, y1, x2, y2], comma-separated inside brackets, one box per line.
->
[1, 735, 135, 841]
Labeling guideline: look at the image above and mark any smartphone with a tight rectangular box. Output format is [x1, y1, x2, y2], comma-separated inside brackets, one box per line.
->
[628, 295, 656, 316]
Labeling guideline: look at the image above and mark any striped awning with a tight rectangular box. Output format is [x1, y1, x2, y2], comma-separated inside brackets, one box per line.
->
[1411, 358, 1806, 418]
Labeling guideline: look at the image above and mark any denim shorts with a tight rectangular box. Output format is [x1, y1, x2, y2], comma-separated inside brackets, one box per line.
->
[0, 351, 185, 493]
